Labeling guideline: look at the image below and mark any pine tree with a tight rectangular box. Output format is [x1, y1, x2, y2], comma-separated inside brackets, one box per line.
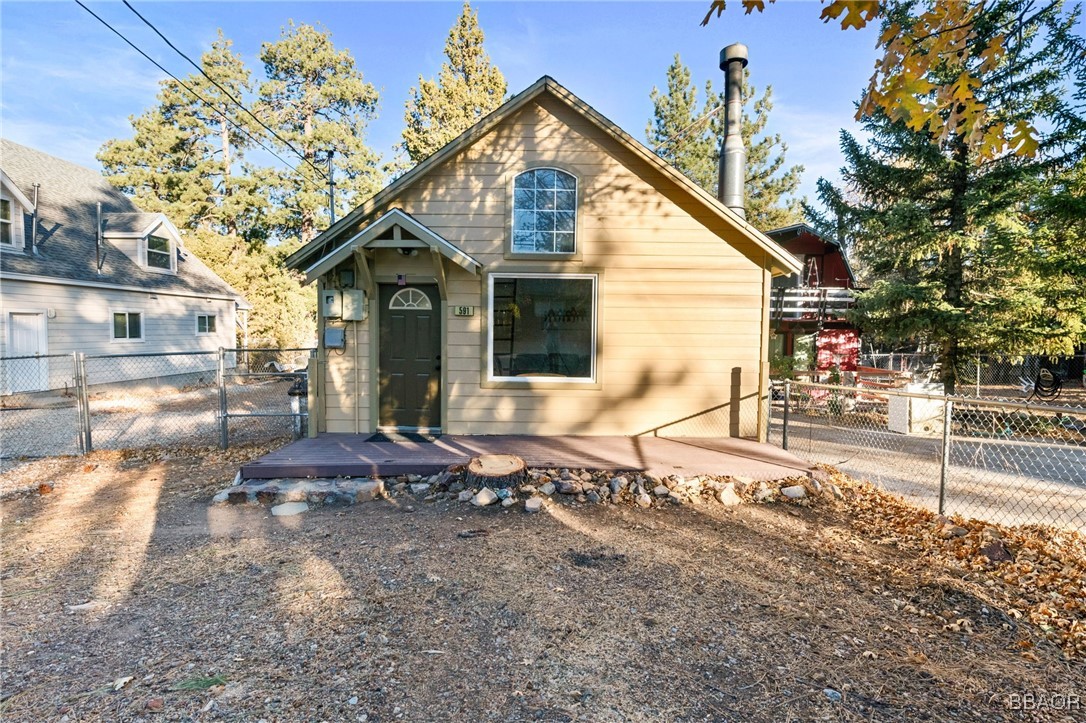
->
[257, 21, 381, 244]
[815, 1, 1086, 392]
[401, 2, 507, 164]
[99, 31, 266, 251]
[646, 54, 804, 229]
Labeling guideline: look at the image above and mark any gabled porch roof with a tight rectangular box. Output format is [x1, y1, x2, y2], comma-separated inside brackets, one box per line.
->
[300, 208, 482, 285]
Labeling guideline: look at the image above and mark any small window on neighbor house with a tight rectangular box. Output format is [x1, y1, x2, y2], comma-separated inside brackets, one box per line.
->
[196, 314, 217, 334]
[1, 198, 14, 246]
[113, 312, 143, 340]
[512, 168, 577, 254]
[146, 235, 172, 270]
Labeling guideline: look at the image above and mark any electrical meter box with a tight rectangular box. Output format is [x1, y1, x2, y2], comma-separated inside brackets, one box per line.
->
[324, 327, 346, 350]
[341, 290, 367, 321]
[322, 290, 342, 318]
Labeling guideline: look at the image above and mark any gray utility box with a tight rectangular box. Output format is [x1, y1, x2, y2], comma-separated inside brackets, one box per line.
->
[888, 382, 945, 435]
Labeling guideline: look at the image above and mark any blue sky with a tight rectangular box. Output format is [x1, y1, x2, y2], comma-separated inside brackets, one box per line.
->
[1, 1, 883, 203]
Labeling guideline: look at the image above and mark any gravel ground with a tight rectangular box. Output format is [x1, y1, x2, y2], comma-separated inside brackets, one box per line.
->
[2, 446, 1084, 722]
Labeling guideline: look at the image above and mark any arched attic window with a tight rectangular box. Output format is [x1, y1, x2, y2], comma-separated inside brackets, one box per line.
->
[388, 288, 433, 310]
[512, 168, 577, 254]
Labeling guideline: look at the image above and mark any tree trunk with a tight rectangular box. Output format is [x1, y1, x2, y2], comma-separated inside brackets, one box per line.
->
[941, 133, 971, 395]
[464, 454, 527, 490]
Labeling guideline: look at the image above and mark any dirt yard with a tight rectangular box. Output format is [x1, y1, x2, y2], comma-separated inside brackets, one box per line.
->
[2, 446, 1084, 722]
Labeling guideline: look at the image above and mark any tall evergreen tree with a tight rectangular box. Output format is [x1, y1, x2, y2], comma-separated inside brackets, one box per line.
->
[257, 21, 381, 244]
[646, 54, 804, 229]
[99, 31, 264, 247]
[815, 0, 1086, 392]
[401, 2, 507, 164]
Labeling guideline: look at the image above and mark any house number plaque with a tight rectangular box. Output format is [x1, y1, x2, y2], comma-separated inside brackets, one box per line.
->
[453, 306, 474, 317]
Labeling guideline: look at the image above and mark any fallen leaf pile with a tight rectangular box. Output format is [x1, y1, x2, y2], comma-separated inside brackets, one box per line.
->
[809, 465, 1086, 660]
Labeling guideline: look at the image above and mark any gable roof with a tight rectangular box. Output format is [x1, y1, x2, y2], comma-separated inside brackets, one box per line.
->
[766, 223, 857, 284]
[302, 208, 481, 284]
[0, 139, 243, 301]
[286, 76, 803, 277]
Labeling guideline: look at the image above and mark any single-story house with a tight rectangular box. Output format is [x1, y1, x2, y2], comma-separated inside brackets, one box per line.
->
[285, 76, 802, 439]
[1, 139, 248, 393]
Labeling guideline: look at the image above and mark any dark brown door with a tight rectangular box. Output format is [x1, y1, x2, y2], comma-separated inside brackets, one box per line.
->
[378, 284, 441, 429]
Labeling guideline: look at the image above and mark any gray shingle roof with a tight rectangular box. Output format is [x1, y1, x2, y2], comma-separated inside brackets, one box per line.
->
[1, 139, 242, 300]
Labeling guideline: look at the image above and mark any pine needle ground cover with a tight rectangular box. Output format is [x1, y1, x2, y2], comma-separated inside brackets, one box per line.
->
[2, 447, 1083, 721]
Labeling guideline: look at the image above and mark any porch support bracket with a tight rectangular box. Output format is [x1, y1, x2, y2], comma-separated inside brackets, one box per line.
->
[354, 248, 376, 297]
[430, 247, 448, 301]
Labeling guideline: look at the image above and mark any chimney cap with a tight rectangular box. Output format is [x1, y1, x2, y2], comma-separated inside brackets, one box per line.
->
[720, 43, 749, 70]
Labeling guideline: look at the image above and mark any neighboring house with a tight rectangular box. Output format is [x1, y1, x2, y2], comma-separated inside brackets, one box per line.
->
[1, 139, 248, 393]
[767, 224, 861, 372]
[285, 77, 802, 439]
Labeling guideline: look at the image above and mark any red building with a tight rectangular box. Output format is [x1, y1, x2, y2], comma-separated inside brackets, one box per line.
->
[767, 224, 861, 371]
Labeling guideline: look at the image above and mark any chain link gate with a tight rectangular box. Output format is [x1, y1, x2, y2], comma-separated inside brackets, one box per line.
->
[1, 348, 314, 458]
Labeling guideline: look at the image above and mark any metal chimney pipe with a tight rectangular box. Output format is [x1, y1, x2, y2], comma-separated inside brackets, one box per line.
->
[718, 43, 748, 219]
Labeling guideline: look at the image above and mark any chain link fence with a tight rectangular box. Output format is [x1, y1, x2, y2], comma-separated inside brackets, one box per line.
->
[859, 352, 1086, 406]
[1, 348, 313, 459]
[772, 380, 1086, 531]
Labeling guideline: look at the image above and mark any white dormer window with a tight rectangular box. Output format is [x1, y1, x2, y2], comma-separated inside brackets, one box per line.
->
[146, 234, 172, 270]
[1, 195, 23, 250]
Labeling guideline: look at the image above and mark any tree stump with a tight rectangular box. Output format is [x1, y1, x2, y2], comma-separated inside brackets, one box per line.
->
[464, 454, 528, 490]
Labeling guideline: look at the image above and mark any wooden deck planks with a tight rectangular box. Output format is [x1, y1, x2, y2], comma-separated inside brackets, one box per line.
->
[240, 434, 814, 481]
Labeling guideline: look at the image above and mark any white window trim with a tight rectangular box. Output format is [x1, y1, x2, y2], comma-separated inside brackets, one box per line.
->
[0, 193, 25, 252]
[487, 272, 598, 384]
[511, 167, 578, 255]
[195, 313, 218, 335]
[109, 309, 145, 343]
[140, 231, 176, 274]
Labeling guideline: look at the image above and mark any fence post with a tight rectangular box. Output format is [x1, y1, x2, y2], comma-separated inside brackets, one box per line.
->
[782, 379, 791, 451]
[217, 347, 228, 449]
[938, 397, 953, 516]
[975, 356, 981, 398]
[76, 352, 92, 454]
[73, 352, 85, 455]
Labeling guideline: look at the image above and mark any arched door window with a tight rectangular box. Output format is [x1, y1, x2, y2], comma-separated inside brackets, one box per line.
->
[388, 287, 433, 310]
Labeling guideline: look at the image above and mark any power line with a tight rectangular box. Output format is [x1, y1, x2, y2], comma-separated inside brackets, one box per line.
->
[121, 0, 327, 181]
[73, 0, 325, 188]
[653, 103, 724, 154]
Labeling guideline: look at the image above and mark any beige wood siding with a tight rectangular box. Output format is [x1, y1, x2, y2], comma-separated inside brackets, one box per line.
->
[327, 95, 769, 437]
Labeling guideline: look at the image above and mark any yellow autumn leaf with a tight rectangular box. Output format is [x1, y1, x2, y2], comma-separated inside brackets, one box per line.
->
[1008, 120, 1040, 157]
[742, 0, 769, 14]
[821, 0, 879, 30]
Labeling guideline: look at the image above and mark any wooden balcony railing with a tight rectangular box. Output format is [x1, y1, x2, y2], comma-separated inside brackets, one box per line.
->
[771, 286, 855, 323]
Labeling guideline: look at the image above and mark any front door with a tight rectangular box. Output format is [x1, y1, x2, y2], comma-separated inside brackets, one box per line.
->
[6, 312, 48, 393]
[378, 284, 441, 430]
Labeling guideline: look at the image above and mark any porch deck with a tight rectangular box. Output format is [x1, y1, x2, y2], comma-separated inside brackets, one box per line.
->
[240, 434, 815, 481]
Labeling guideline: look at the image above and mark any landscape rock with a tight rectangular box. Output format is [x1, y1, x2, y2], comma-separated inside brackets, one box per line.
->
[406, 474, 422, 484]
[636, 492, 653, 508]
[457, 490, 474, 503]
[409, 483, 430, 495]
[823, 689, 842, 704]
[580, 471, 593, 482]
[609, 476, 629, 495]
[501, 496, 516, 508]
[495, 487, 512, 500]
[717, 483, 742, 507]
[941, 525, 969, 539]
[981, 539, 1013, 563]
[271, 501, 309, 516]
[472, 488, 498, 507]
[525, 497, 543, 513]
[780, 485, 807, 500]
[354, 480, 384, 501]
[211, 491, 229, 504]
[587, 491, 601, 503]
[828, 484, 844, 500]
[653, 485, 670, 497]
[557, 480, 583, 495]
[539, 482, 556, 496]
[754, 483, 775, 503]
